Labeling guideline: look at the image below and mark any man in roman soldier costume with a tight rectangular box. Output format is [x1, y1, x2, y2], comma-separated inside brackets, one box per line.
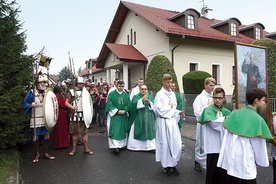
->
[69, 76, 93, 156]
[23, 71, 55, 163]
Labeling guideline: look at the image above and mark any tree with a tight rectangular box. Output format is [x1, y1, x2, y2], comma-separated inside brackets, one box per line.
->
[253, 39, 276, 98]
[0, 0, 34, 149]
[58, 65, 72, 82]
[145, 55, 179, 94]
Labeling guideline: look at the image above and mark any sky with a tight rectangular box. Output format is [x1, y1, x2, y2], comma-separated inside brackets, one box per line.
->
[15, 0, 276, 75]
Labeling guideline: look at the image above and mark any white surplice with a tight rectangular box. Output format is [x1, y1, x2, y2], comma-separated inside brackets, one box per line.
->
[217, 129, 269, 180]
[153, 87, 182, 168]
[193, 90, 213, 168]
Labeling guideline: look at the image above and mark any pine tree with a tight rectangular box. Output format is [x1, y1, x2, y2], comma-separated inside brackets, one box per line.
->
[58, 65, 72, 82]
[0, 0, 34, 149]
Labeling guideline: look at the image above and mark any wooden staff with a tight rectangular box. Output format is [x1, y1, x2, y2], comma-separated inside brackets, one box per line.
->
[68, 52, 79, 124]
[266, 106, 276, 145]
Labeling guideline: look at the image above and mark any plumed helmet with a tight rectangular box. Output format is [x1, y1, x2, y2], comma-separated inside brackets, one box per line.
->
[35, 71, 48, 84]
[77, 76, 84, 84]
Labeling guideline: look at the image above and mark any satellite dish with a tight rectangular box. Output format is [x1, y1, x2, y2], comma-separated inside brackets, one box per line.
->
[201, 6, 213, 17]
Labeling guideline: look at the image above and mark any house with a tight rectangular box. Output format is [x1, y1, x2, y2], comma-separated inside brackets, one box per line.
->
[83, 1, 275, 95]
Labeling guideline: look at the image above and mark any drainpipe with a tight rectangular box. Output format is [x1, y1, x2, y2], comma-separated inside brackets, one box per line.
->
[171, 35, 185, 67]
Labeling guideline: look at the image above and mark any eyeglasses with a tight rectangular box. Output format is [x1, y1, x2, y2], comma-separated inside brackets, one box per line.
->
[141, 88, 147, 90]
[213, 97, 224, 100]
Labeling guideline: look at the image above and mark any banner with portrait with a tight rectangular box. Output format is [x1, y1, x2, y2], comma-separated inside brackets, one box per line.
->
[234, 43, 267, 109]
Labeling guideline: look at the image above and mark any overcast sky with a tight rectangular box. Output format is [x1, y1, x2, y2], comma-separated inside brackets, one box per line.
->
[16, 0, 276, 74]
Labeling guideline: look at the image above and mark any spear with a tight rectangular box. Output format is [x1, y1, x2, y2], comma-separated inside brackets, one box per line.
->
[68, 52, 79, 124]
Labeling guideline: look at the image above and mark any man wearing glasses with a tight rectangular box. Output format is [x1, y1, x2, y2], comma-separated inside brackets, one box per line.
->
[127, 84, 156, 151]
[199, 87, 231, 184]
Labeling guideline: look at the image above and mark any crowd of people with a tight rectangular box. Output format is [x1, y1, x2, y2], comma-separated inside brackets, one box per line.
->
[23, 73, 276, 183]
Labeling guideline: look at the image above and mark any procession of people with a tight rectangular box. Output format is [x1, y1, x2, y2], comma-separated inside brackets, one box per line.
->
[23, 71, 276, 183]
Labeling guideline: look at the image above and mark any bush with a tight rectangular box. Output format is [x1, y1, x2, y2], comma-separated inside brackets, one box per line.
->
[182, 71, 211, 106]
[145, 55, 179, 93]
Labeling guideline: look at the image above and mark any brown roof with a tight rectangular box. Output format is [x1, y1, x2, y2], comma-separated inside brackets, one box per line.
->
[96, 1, 268, 68]
[106, 43, 147, 62]
[79, 64, 103, 76]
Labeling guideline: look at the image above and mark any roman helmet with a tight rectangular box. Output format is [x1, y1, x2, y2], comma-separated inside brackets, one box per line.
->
[35, 72, 48, 90]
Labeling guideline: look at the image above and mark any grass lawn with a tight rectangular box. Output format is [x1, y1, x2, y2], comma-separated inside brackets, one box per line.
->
[0, 149, 19, 184]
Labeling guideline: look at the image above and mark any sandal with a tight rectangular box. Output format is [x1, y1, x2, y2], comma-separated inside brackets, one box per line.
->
[32, 153, 39, 163]
[69, 150, 77, 156]
[84, 149, 93, 155]
[43, 153, 55, 160]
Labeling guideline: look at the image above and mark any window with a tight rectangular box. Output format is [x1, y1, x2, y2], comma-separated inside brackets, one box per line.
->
[189, 63, 198, 71]
[256, 28, 261, 40]
[232, 66, 235, 85]
[130, 29, 133, 45]
[212, 64, 220, 84]
[134, 31, 136, 45]
[127, 35, 129, 45]
[230, 23, 236, 36]
[187, 15, 195, 29]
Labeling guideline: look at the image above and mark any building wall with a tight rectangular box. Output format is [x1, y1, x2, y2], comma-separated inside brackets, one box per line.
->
[172, 39, 235, 95]
[104, 11, 236, 95]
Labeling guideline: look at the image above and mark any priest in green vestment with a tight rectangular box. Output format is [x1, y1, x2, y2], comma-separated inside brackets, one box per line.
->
[127, 84, 156, 151]
[105, 81, 131, 154]
[171, 82, 183, 131]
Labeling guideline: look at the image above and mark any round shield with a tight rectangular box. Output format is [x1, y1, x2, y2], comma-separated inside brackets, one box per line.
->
[43, 88, 59, 131]
[82, 87, 93, 128]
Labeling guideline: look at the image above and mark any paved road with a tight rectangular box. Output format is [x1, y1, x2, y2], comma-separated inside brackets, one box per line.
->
[18, 119, 273, 184]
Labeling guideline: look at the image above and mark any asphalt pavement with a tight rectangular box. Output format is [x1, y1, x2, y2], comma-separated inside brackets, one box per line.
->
[7, 116, 274, 184]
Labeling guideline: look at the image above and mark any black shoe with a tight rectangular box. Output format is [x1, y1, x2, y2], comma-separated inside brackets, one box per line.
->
[195, 161, 202, 172]
[170, 167, 180, 175]
[164, 167, 171, 177]
[102, 124, 107, 127]
[113, 148, 120, 155]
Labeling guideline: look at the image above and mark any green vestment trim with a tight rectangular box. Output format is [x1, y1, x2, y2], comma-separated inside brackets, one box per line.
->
[174, 91, 183, 130]
[222, 106, 272, 140]
[199, 104, 231, 124]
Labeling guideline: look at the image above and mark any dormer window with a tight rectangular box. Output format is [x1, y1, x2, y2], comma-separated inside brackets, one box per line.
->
[211, 18, 241, 37]
[230, 23, 237, 36]
[239, 23, 265, 40]
[255, 28, 261, 39]
[187, 15, 195, 29]
[168, 8, 200, 30]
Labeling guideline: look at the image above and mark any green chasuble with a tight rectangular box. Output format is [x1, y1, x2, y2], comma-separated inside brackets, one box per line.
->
[174, 91, 183, 130]
[199, 104, 231, 125]
[129, 93, 156, 140]
[105, 90, 131, 140]
[222, 106, 272, 140]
